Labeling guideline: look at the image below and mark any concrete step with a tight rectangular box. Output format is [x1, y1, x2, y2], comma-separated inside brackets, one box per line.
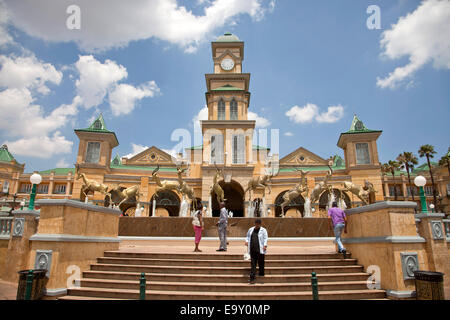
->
[97, 257, 358, 267]
[57, 295, 129, 300]
[79, 278, 371, 292]
[65, 287, 386, 300]
[82, 270, 371, 283]
[103, 251, 350, 261]
[90, 263, 364, 275]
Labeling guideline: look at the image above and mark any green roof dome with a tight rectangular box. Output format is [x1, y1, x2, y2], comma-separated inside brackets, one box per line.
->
[216, 32, 241, 42]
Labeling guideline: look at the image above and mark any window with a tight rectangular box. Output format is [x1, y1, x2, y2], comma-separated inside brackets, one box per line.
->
[93, 119, 102, 129]
[85, 142, 101, 164]
[218, 99, 225, 120]
[2, 180, 9, 193]
[355, 143, 370, 165]
[20, 183, 32, 193]
[232, 134, 245, 164]
[424, 186, 434, 196]
[210, 134, 224, 164]
[389, 186, 403, 197]
[54, 184, 66, 194]
[230, 99, 238, 120]
[37, 184, 48, 194]
[407, 186, 419, 197]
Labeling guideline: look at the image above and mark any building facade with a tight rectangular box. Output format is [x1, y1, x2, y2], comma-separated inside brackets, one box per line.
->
[1, 34, 449, 216]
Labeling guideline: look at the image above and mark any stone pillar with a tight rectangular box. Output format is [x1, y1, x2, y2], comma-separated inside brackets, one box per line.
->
[416, 212, 450, 290]
[342, 201, 431, 299]
[152, 199, 156, 217]
[26, 199, 120, 296]
[1, 209, 40, 282]
[49, 172, 55, 195]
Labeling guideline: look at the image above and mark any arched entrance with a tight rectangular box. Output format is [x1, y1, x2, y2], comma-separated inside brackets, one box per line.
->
[274, 190, 305, 217]
[319, 188, 351, 210]
[150, 190, 180, 217]
[211, 180, 244, 217]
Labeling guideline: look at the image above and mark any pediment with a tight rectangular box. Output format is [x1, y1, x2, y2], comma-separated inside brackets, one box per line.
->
[280, 147, 329, 166]
[215, 49, 241, 62]
[127, 146, 174, 166]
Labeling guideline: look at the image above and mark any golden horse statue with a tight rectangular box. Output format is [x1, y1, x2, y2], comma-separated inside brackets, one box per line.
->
[280, 169, 309, 217]
[343, 180, 377, 205]
[309, 169, 333, 205]
[176, 166, 196, 208]
[210, 163, 225, 204]
[75, 164, 111, 203]
[151, 164, 180, 198]
[107, 184, 142, 211]
[244, 171, 276, 202]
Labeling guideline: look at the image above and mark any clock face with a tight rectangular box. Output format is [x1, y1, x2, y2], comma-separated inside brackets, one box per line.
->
[221, 58, 235, 71]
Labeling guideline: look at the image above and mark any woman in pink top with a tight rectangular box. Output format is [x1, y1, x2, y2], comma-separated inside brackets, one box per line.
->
[192, 201, 205, 252]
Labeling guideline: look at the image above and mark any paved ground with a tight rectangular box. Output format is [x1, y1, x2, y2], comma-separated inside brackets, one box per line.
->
[0, 280, 17, 300]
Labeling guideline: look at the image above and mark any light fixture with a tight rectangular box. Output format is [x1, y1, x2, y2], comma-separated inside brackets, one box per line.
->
[414, 175, 427, 214]
[28, 172, 42, 210]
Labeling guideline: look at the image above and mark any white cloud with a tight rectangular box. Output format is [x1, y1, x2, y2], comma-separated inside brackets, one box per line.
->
[124, 143, 149, 159]
[0, 1, 13, 46]
[3, 0, 272, 52]
[0, 53, 78, 159]
[4, 131, 73, 159]
[56, 158, 70, 167]
[192, 106, 209, 131]
[315, 105, 344, 123]
[248, 111, 270, 128]
[75, 55, 127, 109]
[109, 81, 160, 116]
[0, 55, 62, 94]
[284, 132, 293, 137]
[285, 103, 319, 124]
[377, 0, 450, 89]
[285, 103, 344, 124]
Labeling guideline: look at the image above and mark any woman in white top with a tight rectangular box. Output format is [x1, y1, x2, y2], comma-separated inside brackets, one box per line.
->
[192, 203, 205, 252]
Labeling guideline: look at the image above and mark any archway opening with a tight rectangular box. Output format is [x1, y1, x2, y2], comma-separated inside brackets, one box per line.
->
[211, 180, 244, 217]
[274, 190, 305, 217]
[150, 190, 180, 217]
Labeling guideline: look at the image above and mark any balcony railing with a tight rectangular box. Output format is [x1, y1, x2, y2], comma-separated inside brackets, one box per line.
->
[0, 217, 13, 238]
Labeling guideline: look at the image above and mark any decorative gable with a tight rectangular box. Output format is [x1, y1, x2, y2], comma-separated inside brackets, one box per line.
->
[280, 147, 329, 166]
[126, 146, 174, 166]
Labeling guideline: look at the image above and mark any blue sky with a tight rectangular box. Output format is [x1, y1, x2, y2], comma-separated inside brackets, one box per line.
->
[0, 0, 449, 172]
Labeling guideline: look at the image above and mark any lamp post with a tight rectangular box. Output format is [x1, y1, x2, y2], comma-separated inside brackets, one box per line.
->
[429, 203, 435, 213]
[28, 173, 42, 210]
[414, 175, 427, 213]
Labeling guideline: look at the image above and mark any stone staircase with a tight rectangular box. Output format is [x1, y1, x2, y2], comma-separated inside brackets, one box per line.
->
[59, 251, 386, 300]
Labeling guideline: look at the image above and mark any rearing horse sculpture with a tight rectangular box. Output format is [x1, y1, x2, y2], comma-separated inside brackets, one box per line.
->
[280, 169, 309, 217]
[211, 163, 226, 204]
[343, 180, 377, 205]
[177, 166, 196, 207]
[244, 171, 275, 202]
[309, 169, 333, 206]
[151, 164, 180, 198]
[75, 164, 111, 203]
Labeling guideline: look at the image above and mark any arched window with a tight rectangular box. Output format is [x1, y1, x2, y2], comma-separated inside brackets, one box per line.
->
[230, 99, 238, 120]
[218, 99, 225, 120]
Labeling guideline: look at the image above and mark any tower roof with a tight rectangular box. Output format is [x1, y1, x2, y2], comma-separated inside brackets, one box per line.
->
[0, 144, 17, 163]
[216, 32, 241, 42]
[76, 113, 113, 133]
[343, 114, 381, 134]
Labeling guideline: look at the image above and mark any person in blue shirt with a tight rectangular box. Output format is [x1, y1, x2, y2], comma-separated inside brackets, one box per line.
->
[245, 218, 268, 284]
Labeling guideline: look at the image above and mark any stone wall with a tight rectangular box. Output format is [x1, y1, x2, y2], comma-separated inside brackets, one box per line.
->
[119, 217, 333, 237]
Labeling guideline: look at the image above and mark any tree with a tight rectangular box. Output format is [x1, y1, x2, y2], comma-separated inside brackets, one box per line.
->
[382, 161, 401, 200]
[397, 152, 418, 201]
[438, 148, 450, 176]
[418, 144, 437, 207]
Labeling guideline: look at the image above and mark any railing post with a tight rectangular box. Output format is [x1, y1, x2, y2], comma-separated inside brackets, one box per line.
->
[139, 272, 146, 300]
[25, 269, 34, 300]
[311, 272, 319, 300]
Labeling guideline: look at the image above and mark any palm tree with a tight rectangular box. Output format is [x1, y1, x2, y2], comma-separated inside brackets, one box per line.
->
[438, 148, 450, 176]
[397, 152, 418, 201]
[382, 161, 401, 200]
[418, 144, 437, 207]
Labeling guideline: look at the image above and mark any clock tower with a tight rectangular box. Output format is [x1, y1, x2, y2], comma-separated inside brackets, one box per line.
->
[201, 32, 255, 167]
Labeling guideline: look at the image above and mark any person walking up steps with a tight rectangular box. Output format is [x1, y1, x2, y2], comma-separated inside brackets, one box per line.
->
[216, 202, 228, 252]
[328, 201, 348, 259]
[246, 218, 268, 284]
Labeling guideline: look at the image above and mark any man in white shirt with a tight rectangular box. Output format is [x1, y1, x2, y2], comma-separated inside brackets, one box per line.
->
[245, 218, 268, 283]
[216, 202, 228, 251]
